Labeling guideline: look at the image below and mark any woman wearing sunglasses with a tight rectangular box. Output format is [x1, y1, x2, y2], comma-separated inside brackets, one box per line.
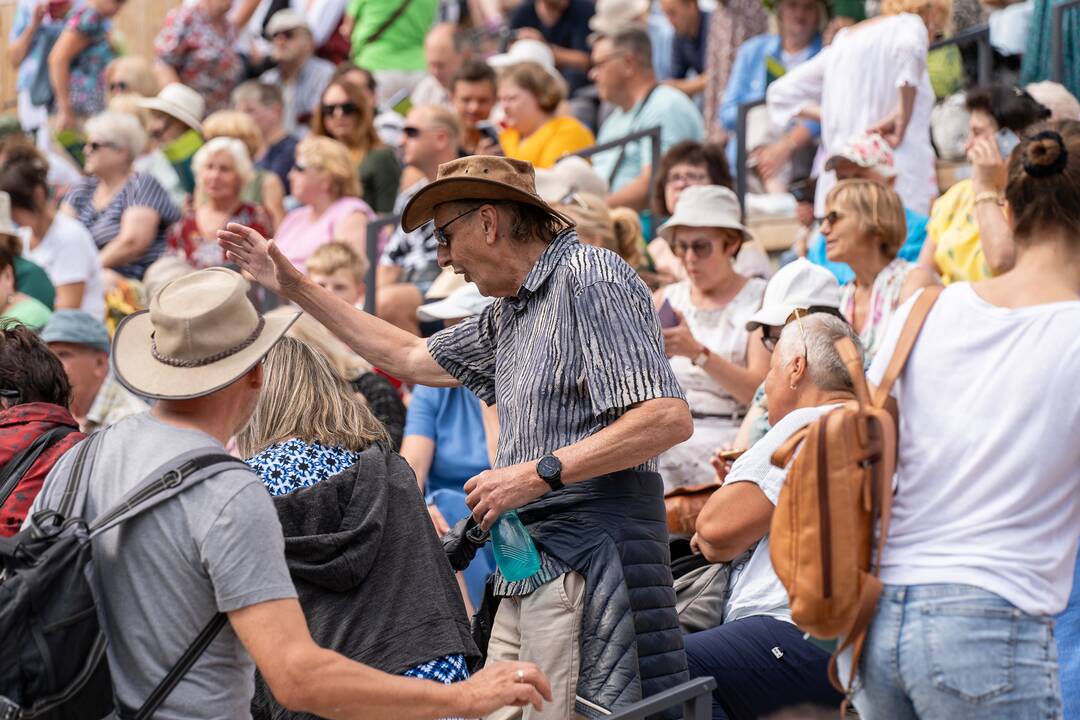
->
[651, 185, 770, 492]
[312, 78, 401, 214]
[820, 178, 938, 362]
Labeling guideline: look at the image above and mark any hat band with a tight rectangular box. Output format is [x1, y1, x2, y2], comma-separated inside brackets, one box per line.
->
[151, 317, 266, 368]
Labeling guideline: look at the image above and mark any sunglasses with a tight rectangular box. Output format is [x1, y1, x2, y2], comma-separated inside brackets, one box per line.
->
[667, 170, 709, 185]
[671, 238, 717, 259]
[434, 205, 481, 248]
[108, 80, 128, 93]
[321, 102, 359, 118]
[816, 210, 845, 228]
[759, 308, 838, 352]
[85, 141, 119, 153]
[402, 125, 425, 138]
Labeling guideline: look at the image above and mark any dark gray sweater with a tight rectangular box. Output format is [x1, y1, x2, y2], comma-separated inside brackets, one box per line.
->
[251, 443, 477, 719]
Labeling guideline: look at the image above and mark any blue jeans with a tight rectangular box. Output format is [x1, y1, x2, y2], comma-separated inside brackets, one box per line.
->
[427, 489, 494, 608]
[838, 584, 1063, 720]
[1057, 550, 1080, 719]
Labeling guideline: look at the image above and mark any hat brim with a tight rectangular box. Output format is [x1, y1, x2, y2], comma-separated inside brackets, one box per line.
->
[401, 176, 572, 233]
[745, 304, 796, 331]
[824, 154, 898, 178]
[655, 218, 755, 245]
[136, 98, 203, 135]
[111, 309, 299, 400]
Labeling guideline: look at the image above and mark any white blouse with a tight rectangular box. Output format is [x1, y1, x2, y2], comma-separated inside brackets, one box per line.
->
[766, 13, 939, 216]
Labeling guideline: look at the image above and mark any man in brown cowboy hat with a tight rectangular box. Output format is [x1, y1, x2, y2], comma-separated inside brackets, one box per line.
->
[220, 155, 694, 718]
[30, 267, 551, 718]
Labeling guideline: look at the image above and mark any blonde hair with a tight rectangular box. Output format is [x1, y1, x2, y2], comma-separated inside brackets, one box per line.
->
[826, 179, 907, 258]
[105, 56, 159, 98]
[202, 110, 265, 160]
[296, 135, 361, 198]
[881, 0, 952, 24]
[555, 194, 647, 269]
[499, 62, 566, 114]
[307, 241, 368, 284]
[270, 308, 372, 380]
[236, 335, 386, 458]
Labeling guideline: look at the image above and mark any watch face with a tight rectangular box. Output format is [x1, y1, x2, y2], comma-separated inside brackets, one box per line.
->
[537, 455, 561, 480]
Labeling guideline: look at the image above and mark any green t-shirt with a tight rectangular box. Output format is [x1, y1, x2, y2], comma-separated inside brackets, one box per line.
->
[14, 256, 55, 310]
[347, 0, 437, 72]
[3, 296, 53, 330]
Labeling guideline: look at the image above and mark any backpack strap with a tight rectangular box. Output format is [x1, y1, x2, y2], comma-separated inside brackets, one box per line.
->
[870, 286, 943, 408]
[131, 613, 230, 720]
[835, 337, 870, 408]
[0, 424, 79, 507]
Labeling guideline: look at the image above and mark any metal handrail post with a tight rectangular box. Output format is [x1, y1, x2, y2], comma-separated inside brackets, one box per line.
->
[735, 99, 765, 214]
[364, 214, 401, 315]
[606, 677, 717, 719]
[1052, 0, 1080, 82]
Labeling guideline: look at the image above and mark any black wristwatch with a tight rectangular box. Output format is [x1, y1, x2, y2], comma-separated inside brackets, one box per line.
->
[536, 454, 564, 492]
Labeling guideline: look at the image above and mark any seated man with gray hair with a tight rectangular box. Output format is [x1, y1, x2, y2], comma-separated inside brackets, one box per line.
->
[686, 312, 856, 719]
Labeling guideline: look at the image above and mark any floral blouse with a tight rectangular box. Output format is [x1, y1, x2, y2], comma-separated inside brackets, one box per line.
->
[154, 4, 242, 113]
[839, 257, 915, 364]
[246, 438, 359, 497]
[65, 6, 115, 116]
[166, 202, 271, 269]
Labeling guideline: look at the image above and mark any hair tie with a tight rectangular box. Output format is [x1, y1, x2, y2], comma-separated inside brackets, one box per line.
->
[1023, 130, 1069, 178]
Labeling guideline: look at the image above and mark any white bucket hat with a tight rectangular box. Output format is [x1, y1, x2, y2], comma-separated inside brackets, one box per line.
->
[488, 39, 565, 85]
[0, 192, 19, 236]
[112, 268, 298, 400]
[417, 282, 494, 321]
[745, 258, 840, 330]
[534, 156, 609, 204]
[265, 8, 309, 37]
[655, 185, 753, 243]
[137, 83, 206, 135]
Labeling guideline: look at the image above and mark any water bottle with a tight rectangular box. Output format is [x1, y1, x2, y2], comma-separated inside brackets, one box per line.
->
[489, 510, 542, 582]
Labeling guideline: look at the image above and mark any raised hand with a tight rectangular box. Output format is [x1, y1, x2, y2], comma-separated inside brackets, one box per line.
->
[217, 223, 303, 296]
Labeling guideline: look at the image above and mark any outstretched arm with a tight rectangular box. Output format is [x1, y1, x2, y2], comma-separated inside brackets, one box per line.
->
[218, 223, 456, 386]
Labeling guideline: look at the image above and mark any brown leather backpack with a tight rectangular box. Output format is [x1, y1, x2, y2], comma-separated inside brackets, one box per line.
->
[768, 287, 942, 698]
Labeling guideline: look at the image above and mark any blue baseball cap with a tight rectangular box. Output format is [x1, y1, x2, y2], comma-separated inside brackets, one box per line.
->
[40, 310, 111, 354]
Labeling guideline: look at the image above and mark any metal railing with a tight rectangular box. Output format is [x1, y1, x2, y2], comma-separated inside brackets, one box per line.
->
[570, 126, 663, 203]
[1052, 0, 1080, 83]
[734, 99, 767, 213]
[607, 677, 717, 720]
[364, 213, 401, 315]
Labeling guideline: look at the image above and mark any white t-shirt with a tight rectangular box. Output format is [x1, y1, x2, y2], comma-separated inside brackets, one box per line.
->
[23, 213, 106, 320]
[868, 283, 1080, 616]
[723, 403, 843, 623]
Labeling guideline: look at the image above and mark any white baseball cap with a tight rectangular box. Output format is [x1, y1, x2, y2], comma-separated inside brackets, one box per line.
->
[745, 258, 841, 331]
[417, 282, 494, 321]
[489, 39, 557, 73]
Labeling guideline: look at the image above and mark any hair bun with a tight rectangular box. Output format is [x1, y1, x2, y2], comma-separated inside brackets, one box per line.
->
[1023, 130, 1069, 178]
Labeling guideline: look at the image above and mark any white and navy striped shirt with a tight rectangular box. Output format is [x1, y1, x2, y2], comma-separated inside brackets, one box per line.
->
[428, 229, 685, 595]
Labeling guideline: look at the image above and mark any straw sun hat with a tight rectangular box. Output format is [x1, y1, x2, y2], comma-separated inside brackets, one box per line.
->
[112, 268, 298, 400]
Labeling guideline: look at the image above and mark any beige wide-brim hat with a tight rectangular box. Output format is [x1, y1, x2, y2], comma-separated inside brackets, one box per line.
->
[137, 83, 205, 135]
[535, 156, 609, 204]
[655, 185, 754, 243]
[402, 156, 572, 233]
[112, 267, 299, 400]
[589, 0, 650, 39]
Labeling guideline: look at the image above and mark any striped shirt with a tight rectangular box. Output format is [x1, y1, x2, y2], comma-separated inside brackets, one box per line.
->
[427, 228, 685, 595]
[63, 172, 181, 280]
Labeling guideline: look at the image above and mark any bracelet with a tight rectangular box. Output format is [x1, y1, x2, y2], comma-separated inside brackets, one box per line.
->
[974, 191, 1003, 206]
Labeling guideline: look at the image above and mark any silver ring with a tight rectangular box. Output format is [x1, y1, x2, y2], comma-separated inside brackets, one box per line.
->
[516, 669, 525, 682]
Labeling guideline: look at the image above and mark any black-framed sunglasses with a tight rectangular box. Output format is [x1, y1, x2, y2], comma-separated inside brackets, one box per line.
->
[759, 306, 843, 352]
[434, 206, 482, 248]
[108, 80, 128, 93]
[816, 210, 844, 228]
[402, 125, 425, 138]
[85, 141, 118, 153]
[321, 102, 359, 117]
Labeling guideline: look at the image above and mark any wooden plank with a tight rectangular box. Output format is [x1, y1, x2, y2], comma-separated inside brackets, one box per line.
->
[1, 0, 182, 116]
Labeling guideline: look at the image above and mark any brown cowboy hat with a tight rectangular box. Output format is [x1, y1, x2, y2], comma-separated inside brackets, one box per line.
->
[401, 156, 572, 233]
[112, 267, 299, 400]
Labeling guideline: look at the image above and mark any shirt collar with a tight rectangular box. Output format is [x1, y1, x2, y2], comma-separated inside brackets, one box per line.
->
[511, 228, 579, 307]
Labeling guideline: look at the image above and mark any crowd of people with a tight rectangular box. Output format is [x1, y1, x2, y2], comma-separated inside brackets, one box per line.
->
[1, 0, 1079, 718]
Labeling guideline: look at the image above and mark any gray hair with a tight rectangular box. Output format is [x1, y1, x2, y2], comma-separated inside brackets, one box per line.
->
[777, 313, 863, 393]
[192, 136, 254, 188]
[610, 27, 654, 72]
[84, 111, 147, 160]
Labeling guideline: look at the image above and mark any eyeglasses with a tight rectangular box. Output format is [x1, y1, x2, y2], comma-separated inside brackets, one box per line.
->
[0, 388, 20, 407]
[760, 309, 810, 354]
[272, 28, 299, 41]
[85, 140, 118, 153]
[108, 80, 128, 93]
[402, 125, 426, 138]
[817, 210, 844, 228]
[671, 238, 716, 259]
[321, 102, 359, 117]
[668, 170, 709, 185]
[591, 51, 628, 71]
[434, 205, 482, 248]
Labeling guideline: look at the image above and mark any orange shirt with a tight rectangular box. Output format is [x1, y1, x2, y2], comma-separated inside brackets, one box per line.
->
[500, 116, 596, 169]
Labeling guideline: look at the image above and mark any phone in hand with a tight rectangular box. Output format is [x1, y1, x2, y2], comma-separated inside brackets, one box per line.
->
[658, 298, 679, 329]
[475, 121, 501, 146]
[995, 128, 1020, 160]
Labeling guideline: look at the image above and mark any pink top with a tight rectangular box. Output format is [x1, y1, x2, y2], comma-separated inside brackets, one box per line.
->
[274, 197, 374, 272]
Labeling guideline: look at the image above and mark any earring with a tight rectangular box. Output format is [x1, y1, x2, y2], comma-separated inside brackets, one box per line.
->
[790, 383, 797, 390]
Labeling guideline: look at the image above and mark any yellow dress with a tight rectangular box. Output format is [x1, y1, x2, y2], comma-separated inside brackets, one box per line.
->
[500, 116, 596, 169]
[927, 179, 993, 284]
